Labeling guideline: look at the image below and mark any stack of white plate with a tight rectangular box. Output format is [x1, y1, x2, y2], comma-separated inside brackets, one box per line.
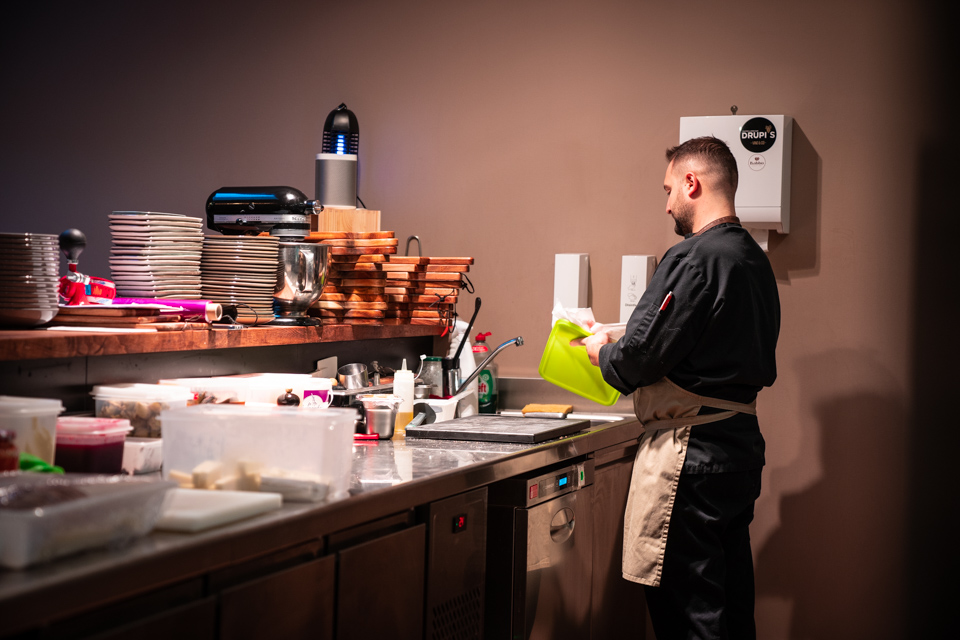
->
[201, 236, 280, 324]
[0, 233, 61, 327]
[108, 212, 204, 299]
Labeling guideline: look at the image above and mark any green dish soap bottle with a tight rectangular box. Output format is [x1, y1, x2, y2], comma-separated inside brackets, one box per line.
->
[473, 332, 498, 414]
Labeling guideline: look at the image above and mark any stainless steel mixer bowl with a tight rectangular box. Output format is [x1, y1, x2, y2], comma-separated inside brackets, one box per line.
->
[271, 242, 329, 325]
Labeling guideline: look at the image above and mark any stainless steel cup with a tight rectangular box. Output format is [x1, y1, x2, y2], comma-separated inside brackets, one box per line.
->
[356, 394, 401, 439]
[363, 406, 396, 439]
[338, 363, 369, 389]
[271, 242, 329, 326]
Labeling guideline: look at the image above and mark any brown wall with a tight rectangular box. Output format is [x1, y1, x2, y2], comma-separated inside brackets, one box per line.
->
[2, 0, 953, 636]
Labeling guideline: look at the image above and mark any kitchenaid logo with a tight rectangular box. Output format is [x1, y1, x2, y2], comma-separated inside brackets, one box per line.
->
[740, 117, 777, 153]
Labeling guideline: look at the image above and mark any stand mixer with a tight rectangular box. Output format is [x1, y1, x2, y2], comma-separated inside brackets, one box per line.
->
[204, 186, 328, 325]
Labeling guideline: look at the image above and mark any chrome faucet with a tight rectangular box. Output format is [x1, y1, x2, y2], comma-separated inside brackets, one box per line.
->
[455, 336, 524, 394]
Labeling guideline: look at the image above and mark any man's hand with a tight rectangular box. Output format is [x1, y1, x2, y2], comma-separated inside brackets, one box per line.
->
[570, 322, 612, 367]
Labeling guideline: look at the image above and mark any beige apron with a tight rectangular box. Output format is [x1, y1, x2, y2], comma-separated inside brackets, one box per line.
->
[621, 377, 756, 586]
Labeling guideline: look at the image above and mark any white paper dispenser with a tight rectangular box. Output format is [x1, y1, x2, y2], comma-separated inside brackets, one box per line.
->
[679, 114, 793, 249]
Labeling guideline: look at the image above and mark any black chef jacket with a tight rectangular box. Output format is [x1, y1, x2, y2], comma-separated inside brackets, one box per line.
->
[598, 222, 780, 473]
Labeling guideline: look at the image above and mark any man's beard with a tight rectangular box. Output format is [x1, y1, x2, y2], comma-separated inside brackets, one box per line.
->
[672, 200, 694, 236]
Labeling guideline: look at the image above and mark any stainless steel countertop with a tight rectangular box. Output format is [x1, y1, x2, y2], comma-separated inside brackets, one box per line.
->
[0, 412, 640, 634]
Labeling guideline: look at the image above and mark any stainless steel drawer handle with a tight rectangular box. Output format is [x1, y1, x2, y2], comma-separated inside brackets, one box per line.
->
[549, 507, 576, 543]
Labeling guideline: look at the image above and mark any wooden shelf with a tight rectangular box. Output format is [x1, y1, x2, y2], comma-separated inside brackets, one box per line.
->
[0, 324, 444, 361]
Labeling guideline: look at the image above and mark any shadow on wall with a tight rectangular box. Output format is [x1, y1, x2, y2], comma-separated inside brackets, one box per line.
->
[767, 122, 819, 283]
[755, 350, 908, 639]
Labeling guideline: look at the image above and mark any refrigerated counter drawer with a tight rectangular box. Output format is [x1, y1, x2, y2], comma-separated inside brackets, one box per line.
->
[485, 458, 594, 640]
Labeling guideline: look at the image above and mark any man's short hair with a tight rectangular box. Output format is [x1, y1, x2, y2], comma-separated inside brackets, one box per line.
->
[665, 136, 739, 195]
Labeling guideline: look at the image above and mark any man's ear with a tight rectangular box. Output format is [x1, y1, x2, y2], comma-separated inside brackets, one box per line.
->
[684, 171, 702, 198]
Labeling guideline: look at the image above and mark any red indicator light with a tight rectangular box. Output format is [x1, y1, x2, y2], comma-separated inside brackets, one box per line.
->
[529, 484, 539, 500]
[452, 513, 468, 533]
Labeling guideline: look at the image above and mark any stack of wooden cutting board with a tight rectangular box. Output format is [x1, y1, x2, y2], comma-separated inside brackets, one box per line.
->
[303, 231, 472, 326]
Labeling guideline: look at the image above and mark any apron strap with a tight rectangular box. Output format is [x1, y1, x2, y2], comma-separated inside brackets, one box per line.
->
[640, 410, 739, 432]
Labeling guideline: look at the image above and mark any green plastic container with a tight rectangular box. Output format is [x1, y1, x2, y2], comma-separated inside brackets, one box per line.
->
[538, 319, 621, 406]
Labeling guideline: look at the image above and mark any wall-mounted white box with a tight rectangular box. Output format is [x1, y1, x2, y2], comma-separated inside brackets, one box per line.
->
[620, 255, 657, 323]
[679, 114, 793, 249]
[554, 253, 589, 309]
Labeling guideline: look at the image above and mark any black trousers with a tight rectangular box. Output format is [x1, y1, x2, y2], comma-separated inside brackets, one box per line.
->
[643, 469, 763, 640]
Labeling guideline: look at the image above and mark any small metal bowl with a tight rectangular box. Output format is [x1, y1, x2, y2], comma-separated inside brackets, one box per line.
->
[338, 363, 369, 390]
[414, 383, 431, 399]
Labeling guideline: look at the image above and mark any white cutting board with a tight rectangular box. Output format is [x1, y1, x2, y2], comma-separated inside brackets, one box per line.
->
[155, 489, 283, 533]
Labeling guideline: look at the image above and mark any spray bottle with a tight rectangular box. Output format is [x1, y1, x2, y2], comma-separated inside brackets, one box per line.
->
[473, 332, 498, 414]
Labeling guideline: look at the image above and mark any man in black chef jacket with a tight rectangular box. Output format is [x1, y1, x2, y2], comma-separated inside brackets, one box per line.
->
[580, 136, 780, 639]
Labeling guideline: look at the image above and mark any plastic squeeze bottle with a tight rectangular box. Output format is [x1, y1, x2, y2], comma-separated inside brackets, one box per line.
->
[473, 332, 498, 414]
[393, 359, 414, 439]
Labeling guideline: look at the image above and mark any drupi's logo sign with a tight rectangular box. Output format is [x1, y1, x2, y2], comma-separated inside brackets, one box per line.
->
[740, 117, 777, 153]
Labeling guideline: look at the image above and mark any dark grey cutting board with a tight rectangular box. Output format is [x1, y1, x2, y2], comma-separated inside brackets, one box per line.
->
[405, 415, 590, 443]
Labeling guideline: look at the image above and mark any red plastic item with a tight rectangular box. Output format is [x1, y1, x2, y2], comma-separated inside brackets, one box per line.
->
[58, 263, 116, 306]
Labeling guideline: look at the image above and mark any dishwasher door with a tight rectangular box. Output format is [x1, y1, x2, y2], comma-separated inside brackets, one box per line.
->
[486, 463, 594, 640]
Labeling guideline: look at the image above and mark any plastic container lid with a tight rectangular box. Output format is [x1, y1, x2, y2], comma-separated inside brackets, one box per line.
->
[538, 319, 621, 406]
[91, 384, 194, 402]
[0, 395, 64, 416]
[57, 417, 133, 438]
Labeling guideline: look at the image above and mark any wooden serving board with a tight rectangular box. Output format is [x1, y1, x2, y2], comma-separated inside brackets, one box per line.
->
[385, 272, 461, 281]
[329, 246, 396, 256]
[316, 301, 389, 310]
[391, 302, 455, 310]
[320, 293, 388, 302]
[316, 238, 398, 247]
[329, 278, 388, 288]
[307, 231, 394, 240]
[387, 294, 459, 303]
[385, 310, 446, 318]
[318, 317, 383, 326]
[330, 254, 387, 263]
[333, 286, 387, 295]
[387, 256, 474, 265]
[328, 262, 383, 272]
[379, 264, 469, 272]
[384, 286, 460, 296]
[327, 270, 388, 279]
[319, 309, 385, 319]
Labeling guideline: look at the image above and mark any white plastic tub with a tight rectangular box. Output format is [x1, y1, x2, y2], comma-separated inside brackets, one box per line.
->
[0, 395, 64, 464]
[92, 384, 193, 437]
[160, 404, 357, 502]
[0, 473, 175, 569]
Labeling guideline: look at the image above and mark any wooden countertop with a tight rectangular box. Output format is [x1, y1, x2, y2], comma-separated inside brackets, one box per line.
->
[0, 324, 444, 361]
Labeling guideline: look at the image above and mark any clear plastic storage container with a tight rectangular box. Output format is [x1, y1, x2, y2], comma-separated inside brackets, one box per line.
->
[122, 437, 164, 475]
[160, 404, 357, 502]
[157, 377, 249, 405]
[0, 395, 64, 464]
[0, 474, 175, 570]
[55, 417, 133, 474]
[92, 384, 193, 437]
[228, 373, 332, 407]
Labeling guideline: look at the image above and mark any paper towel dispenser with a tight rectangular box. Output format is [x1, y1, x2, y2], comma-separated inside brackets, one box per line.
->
[679, 114, 793, 247]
